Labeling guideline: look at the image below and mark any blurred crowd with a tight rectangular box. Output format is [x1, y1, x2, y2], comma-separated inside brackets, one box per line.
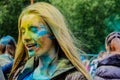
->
[0, 35, 16, 79]
[82, 32, 120, 80]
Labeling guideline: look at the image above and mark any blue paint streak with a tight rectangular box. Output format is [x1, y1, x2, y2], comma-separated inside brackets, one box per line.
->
[38, 30, 48, 36]
[29, 50, 35, 57]
[31, 27, 38, 33]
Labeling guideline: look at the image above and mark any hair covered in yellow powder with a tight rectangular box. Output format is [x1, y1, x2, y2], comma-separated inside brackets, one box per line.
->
[9, 2, 92, 80]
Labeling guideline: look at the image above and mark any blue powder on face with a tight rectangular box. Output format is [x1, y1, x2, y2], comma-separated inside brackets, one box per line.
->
[36, 44, 39, 48]
[38, 30, 48, 36]
[29, 50, 35, 57]
[37, 24, 55, 40]
[38, 24, 48, 36]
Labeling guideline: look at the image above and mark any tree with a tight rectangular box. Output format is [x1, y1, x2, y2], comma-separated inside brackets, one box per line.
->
[1, 0, 120, 54]
[50, 0, 120, 53]
[0, 0, 30, 40]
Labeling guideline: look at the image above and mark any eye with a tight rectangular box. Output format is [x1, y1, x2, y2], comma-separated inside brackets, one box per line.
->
[21, 28, 25, 34]
[30, 26, 38, 33]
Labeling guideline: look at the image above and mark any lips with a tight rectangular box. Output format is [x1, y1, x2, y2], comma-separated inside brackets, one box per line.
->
[26, 43, 37, 51]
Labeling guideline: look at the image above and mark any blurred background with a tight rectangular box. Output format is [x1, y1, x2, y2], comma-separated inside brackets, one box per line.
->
[0, 0, 120, 56]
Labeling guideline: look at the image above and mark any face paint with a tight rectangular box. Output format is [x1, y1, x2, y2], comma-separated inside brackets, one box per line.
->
[35, 24, 48, 48]
[29, 50, 35, 57]
[38, 24, 48, 36]
[39, 24, 55, 40]
[21, 14, 53, 57]
[33, 54, 56, 79]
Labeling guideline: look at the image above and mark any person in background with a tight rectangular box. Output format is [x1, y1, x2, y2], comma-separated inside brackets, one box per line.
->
[0, 35, 16, 66]
[9, 2, 92, 80]
[90, 51, 107, 78]
[83, 59, 90, 71]
[0, 66, 5, 80]
[0, 35, 16, 79]
[94, 32, 120, 80]
[97, 51, 107, 61]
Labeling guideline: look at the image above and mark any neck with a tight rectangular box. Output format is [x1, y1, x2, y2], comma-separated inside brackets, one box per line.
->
[38, 45, 58, 68]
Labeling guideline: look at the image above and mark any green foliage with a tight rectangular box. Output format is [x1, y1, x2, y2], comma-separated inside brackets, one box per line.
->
[105, 14, 120, 33]
[1, 0, 120, 54]
[0, 0, 30, 40]
[50, 0, 120, 53]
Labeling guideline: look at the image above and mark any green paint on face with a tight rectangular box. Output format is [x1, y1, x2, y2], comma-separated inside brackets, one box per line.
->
[21, 14, 52, 57]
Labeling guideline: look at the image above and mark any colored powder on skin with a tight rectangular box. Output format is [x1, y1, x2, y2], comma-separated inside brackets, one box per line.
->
[41, 54, 52, 66]
[49, 64, 56, 76]
[38, 29, 48, 37]
[41, 54, 57, 76]
[38, 24, 48, 36]
[31, 27, 38, 33]
[36, 38, 42, 48]
[36, 42, 42, 48]
[35, 24, 48, 48]
[48, 36, 55, 40]
[29, 50, 35, 57]
[33, 54, 53, 80]
[39, 24, 55, 40]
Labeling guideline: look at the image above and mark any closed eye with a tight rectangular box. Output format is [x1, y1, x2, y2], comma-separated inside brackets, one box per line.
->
[29, 26, 38, 33]
[21, 28, 25, 34]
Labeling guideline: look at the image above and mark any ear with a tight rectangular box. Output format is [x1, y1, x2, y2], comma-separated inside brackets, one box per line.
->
[105, 44, 109, 51]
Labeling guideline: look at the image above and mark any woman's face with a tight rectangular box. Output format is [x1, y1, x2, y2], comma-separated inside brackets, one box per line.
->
[20, 14, 53, 57]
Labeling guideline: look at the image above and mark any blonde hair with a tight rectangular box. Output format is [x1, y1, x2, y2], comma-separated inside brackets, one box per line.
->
[9, 2, 92, 80]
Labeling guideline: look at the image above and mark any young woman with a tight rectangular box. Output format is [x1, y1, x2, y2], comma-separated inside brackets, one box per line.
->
[9, 2, 91, 80]
[94, 32, 120, 80]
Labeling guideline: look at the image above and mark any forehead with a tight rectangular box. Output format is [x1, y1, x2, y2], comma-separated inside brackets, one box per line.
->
[20, 14, 45, 27]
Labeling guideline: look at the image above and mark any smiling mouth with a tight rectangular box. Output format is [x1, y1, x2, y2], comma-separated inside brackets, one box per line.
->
[26, 43, 37, 51]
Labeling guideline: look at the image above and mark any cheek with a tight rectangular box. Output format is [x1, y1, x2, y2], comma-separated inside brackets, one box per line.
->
[43, 35, 53, 48]
[36, 30, 48, 43]
[30, 33, 40, 41]
[37, 35, 51, 48]
[37, 29, 48, 37]
[37, 36, 46, 46]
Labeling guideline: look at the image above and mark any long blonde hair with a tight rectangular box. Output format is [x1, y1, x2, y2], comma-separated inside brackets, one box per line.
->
[9, 2, 92, 80]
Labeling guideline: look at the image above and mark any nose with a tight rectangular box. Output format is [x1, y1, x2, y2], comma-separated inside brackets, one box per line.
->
[23, 31, 31, 43]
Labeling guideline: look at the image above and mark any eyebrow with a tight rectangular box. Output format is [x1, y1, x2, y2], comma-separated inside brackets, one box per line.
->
[20, 25, 38, 30]
[29, 25, 38, 28]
